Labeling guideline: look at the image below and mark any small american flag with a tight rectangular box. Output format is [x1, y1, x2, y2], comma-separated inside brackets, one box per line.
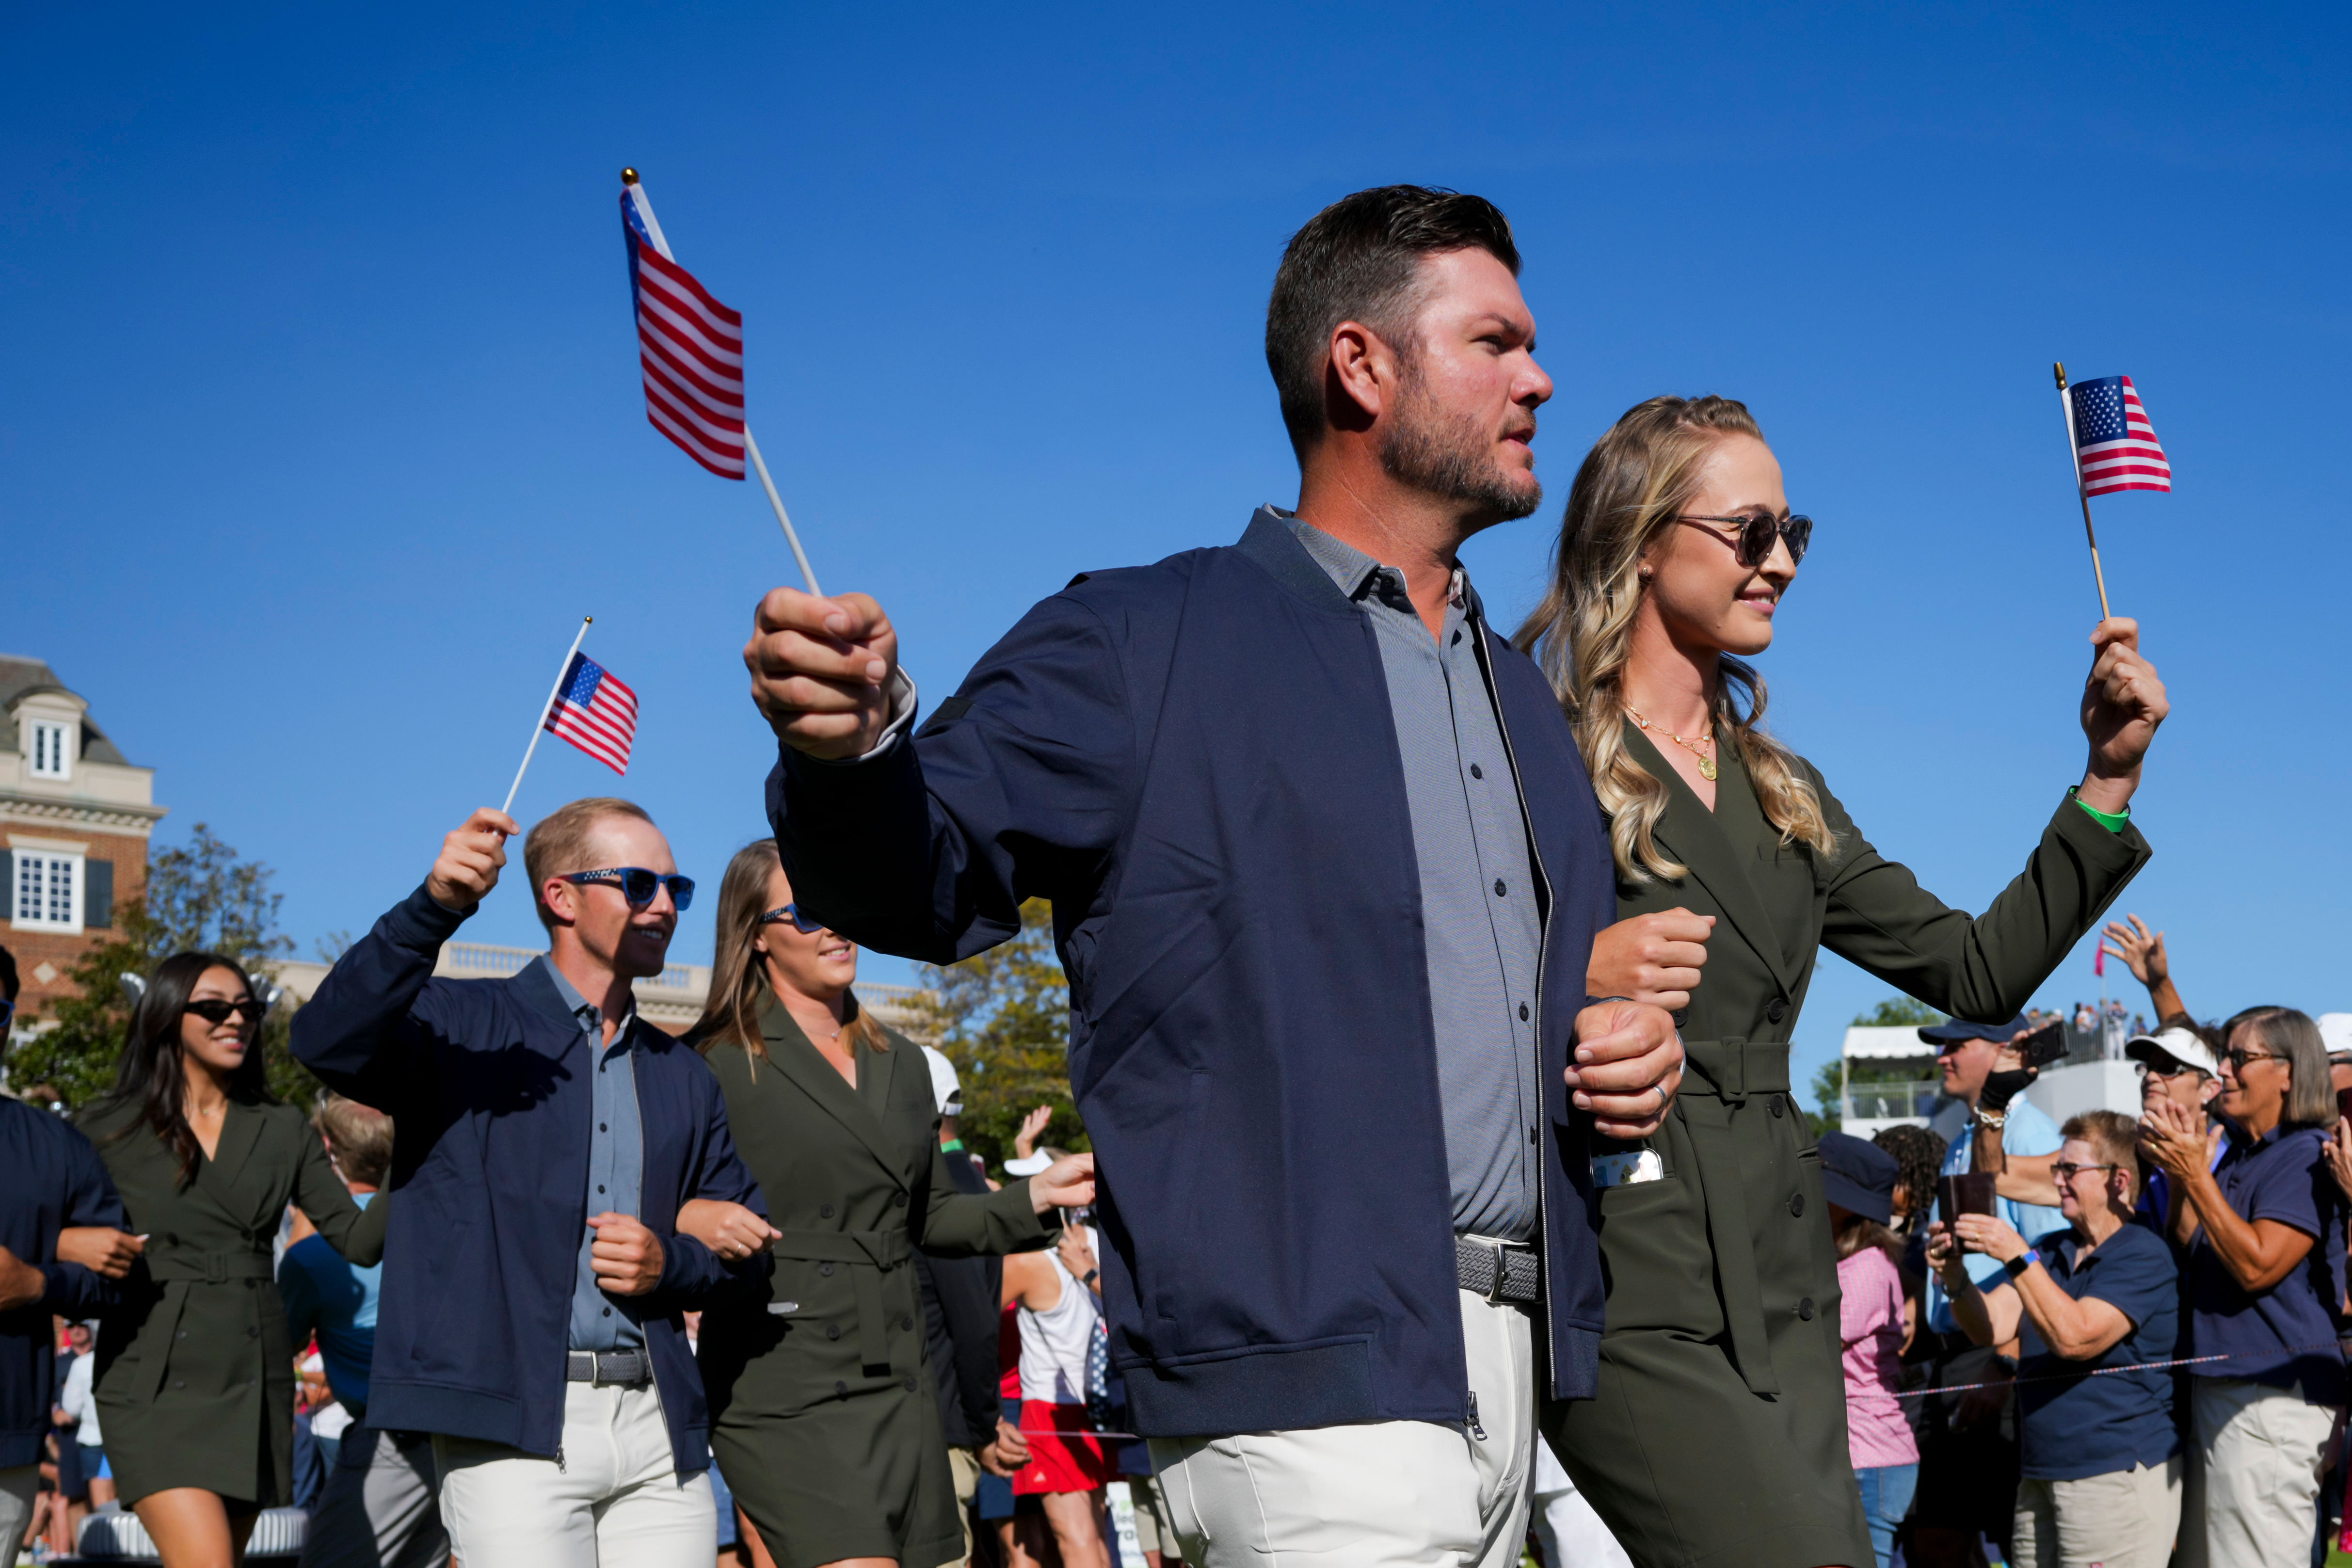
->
[544, 652, 639, 775]
[2069, 375, 2171, 497]
[622, 185, 746, 480]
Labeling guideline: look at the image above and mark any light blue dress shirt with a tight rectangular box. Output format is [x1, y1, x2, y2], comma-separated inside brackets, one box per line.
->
[541, 958, 648, 1352]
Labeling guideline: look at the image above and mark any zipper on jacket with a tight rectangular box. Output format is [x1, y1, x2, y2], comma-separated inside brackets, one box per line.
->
[555, 1444, 566, 1472]
[1466, 1390, 1488, 1441]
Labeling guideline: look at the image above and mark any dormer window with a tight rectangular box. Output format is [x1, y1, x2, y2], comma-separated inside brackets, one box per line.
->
[29, 720, 72, 780]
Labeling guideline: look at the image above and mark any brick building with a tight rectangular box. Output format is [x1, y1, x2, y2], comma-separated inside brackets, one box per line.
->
[1, 656, 166, 1029]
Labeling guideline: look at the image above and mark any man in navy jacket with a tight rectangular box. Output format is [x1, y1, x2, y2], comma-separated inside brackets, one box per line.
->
[293, 798, 766, 1568]
[743, 188, 1683, 1566]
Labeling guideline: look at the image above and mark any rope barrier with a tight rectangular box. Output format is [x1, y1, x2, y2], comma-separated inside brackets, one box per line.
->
[1895, 1339, 2351, 1398]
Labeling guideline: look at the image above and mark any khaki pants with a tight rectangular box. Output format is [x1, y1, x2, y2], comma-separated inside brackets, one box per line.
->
[2011, 1456, 2181, 1568]
[2179, 1377, 2342, 1568]
[944, 1445, 981, 1567]
[1151, 1289, 1535, 1568]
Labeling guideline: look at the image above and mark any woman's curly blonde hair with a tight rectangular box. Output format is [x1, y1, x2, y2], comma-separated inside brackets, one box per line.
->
[1514, 394, 1835, 883]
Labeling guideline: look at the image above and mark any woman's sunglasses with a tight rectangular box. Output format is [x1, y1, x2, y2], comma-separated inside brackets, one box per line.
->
[758, 903, 826, 934]
[184, 997, 264, 1025]
[560, 867, 696, 911]
[1675, 512, 1814, 569]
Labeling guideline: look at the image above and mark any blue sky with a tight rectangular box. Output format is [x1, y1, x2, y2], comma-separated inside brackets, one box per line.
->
[7, 2, 2345, 1110]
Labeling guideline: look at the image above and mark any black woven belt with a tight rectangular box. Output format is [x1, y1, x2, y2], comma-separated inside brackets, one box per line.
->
[1456, 1235, 1541, 1304]
[566, 1349, 651, 1386]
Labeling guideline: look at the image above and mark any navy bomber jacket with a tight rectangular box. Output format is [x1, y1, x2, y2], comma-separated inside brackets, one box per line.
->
[0, 1097, 125, 1467]
[291, 887, 766, 1475]
[769, 509, 1620, 1438]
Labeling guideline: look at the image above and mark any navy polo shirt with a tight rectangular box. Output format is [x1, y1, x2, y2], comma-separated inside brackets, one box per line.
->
[2016, 1222, 2180, 1480]
[2187, 1123, 2349, 1405]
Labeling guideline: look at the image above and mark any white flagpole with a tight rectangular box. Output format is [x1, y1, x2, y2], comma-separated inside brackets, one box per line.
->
[502, 617, 592, 817]
[2052, 362, 2112, 619]
[623, 169, 823, 597]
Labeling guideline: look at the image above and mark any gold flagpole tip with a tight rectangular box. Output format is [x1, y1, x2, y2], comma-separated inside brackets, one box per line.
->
[2052, 361, 2067, 389]
[620, 168, 639, 186]
[584, 615, 594, 624]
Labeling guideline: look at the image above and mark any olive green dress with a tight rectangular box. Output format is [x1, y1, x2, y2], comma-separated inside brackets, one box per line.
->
[1544, 726, 2149, 1568]
[697, 998, 1052, 1568]
[81, 1095, 388, 1508]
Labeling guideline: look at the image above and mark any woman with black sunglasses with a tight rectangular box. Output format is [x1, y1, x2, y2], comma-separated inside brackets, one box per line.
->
[77, 951, 387, 1567]
[1513, 395, 2170, 1568]
[678, 839, 1096, 1568]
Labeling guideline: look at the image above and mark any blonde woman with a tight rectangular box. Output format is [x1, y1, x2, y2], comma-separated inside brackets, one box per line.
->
[683, 839, 1094, 1568]
[1514, 395, 2169, 1568]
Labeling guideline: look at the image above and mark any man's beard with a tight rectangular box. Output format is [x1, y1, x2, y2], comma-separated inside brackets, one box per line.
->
[1378, 366, 1542, 522]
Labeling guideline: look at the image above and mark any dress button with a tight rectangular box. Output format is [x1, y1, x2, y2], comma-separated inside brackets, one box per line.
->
[1673, 1008, 1689, 1028]
[902, 1315, 915, 1330]
[1766, 998, 1789, 1024]
[819, 1262, 834, 1277]
[826, 1325, 841, 1341]
[893, 1193, 908, 1208]
[1797, 1298, 1816, 1321]
[834, 1381, 848, 1397]
[903, 1376, 919, 1392]
[1494, 879, 1507, 897]
[820, 1204, 834, 1218]
[1770, 1096, 1784, 1119]
[1471, 764, 1484, 780]
[1788, 1192, 1805, 1217]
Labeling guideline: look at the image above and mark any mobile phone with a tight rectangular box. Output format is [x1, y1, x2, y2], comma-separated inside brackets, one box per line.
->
[2336, 1086, 2352, 1126]
[2016, 1021, 2067, 1071]
[1937, 1171, 1997, 1226]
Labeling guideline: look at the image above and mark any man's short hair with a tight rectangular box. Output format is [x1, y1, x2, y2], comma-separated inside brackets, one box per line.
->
[315, 1093, 395, 1188]
[523, 797, 655, 930]
[2062, 1108, 2141, 1200]
[1264, 185, 1521, 459]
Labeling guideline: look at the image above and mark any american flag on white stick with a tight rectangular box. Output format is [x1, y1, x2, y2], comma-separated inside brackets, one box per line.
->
[622, 184, 746, 480]
[2068, 375, 2171, 496]
[544, 652, 639, 775]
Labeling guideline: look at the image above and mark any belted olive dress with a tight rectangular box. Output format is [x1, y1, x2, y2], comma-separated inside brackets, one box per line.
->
[1544, 726, 2149, 1568]
[696, 998, 1052, 1568]
[80, 1095, 388, 1508]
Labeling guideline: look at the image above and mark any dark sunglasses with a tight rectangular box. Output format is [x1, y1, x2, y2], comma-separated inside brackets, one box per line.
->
[2050, 1161, 2117, 1182]
[2222, 1048, 2280, 1072]
[561, 867, 696, 911]
[1676, 512, 1814, 569]
[184, 996, 264, 1024]
[758, 903, 826, 934]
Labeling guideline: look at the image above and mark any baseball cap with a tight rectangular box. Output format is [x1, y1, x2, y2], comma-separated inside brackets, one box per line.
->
[2319, 1013, 2352, 1065]
[1815, 1132, 1898, 1225]
[919, 1044, 962, 1118]
[1003, 1151, 1053, 1177]
[1917, 1015, 2030, 1050]
[2126, 1024, 2221, 1078]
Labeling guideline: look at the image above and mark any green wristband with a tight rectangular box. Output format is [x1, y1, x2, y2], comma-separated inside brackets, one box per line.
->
[2068, 786, 2129, 833]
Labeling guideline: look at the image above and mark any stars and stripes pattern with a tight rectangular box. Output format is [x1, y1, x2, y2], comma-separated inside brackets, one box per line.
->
[2069, 375, 2171, 496]
[544, 652, 639, 775]
[623, 186, 746, 479]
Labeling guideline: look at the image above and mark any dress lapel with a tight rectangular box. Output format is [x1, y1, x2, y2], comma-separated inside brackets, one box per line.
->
[1631, 723, 1803, 998]
[202, 1096, 266, 1195]
[761, 997, 907, 1183]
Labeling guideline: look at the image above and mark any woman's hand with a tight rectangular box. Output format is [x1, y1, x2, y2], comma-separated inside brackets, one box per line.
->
[1923, 1226, 1967, 1284]
[55, 1226, 145, 1280]
[2100, 914, 2168, 989]
[2329, 1120, 2352, 1204]
[1951, 1213, 2029, 1265]
[1058, 1226, 1100, 1289]
[2140, 1094, 2210, 1182]
[1013, 1105, 1053, 1161]
[1031, 1152, 1097, 1213]
[674, 1200, 782, 1262]
[2077, 618, 2169, 815]
[1586, 910, 1714, 1013]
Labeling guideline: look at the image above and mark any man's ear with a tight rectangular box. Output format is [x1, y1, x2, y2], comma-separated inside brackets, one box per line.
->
[541, 877, 580, 928]
[1323, 320, 1393, 434]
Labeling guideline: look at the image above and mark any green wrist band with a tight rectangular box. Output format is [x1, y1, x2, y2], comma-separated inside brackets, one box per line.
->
[2068, 786, 2129, 833]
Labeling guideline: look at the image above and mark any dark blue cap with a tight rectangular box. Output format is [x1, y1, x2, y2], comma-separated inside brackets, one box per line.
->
[1916, 1015, 2029, 1049]
[1817, 1132, 1899, 1225]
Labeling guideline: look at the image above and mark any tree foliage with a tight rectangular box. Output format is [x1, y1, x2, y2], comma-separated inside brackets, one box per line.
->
[903, 898, 1085, 1175]
[11, 824, 311, 1110]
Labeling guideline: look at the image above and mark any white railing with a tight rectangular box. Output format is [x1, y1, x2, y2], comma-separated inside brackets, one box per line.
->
[1844, 1080, 1943, 1122]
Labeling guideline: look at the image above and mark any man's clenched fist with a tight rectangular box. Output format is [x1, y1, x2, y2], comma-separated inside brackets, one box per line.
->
[588, 1212, 666, 1297]
[744, 587, 899, 761]
[1565, 999, 1685, 1141]
[427, 808, 517, 912]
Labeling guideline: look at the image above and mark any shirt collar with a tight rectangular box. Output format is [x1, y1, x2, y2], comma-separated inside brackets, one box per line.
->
[535, 955, 638, 1039]
[1275, 509, 1474, 619]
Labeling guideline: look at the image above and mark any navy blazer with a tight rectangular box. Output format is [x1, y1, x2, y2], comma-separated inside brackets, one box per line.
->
[770, 510, 1619, 1436]
[0, 1096, 125, 1466]
[290, 886, 766, 1475]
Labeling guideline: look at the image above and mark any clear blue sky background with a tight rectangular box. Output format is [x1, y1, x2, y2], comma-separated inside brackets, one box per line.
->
[8, 3, 2345, 1112]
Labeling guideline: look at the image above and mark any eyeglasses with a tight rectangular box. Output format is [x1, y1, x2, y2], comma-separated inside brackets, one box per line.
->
[184, 997, 264, 1024]
[560, 867, 695, 911]
[758, 904, 826, 934]
[2222, 1049, 2281, 1072]
[2138, 1061, 2208, 1082]
[1674, 512, 1814, 569]
[2050, 1162, 2118, 1182]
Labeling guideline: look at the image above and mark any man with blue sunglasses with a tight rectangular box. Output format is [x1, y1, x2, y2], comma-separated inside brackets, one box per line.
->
[295, 796, 767, 1568]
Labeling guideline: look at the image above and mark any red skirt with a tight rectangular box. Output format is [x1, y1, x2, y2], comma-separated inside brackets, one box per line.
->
[1012, 1400, 1117, 1496]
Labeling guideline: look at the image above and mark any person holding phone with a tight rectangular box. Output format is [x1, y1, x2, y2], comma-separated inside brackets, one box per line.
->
[1522, 394, 2162, 1568]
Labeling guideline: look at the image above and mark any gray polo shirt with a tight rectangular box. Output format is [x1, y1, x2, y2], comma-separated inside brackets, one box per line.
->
[1284, 514, 1546, 1242]
[540, 958, 648, 1352]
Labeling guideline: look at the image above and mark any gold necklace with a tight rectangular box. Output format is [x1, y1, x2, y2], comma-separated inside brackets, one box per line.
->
[1625, 705, 1719, 781]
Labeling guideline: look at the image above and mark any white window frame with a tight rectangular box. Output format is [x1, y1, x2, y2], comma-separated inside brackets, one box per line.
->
[11, 850, 84, 934]
[28, 720, 73, 781]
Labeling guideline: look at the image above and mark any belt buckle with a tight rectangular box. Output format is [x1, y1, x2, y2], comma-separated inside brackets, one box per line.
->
[1467, 1236, 1509, 1304]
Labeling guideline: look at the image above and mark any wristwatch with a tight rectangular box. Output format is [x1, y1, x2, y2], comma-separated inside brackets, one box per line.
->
[2003, 1248, 2038, 1279]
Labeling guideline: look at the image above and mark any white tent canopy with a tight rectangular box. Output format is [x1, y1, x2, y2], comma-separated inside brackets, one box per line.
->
[1842, 1024, 1940, 1061]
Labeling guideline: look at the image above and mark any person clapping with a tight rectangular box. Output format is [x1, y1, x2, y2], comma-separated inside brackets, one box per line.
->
[1929, 1111, 2181, 1568]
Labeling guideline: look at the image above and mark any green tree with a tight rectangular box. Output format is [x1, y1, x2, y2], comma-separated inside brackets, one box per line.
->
[10, 824, 311, 1110]
[904, 898, 1085, 1174]
[1804, 995, 1950, 1136]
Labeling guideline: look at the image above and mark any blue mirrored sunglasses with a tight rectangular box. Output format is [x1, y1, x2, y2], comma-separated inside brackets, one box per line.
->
[560, 866, 695, 911]
[759, 903, 826, 934]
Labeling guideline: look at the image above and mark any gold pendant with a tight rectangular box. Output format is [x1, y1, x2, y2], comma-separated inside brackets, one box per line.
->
[1698, 757, 1719, 781]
